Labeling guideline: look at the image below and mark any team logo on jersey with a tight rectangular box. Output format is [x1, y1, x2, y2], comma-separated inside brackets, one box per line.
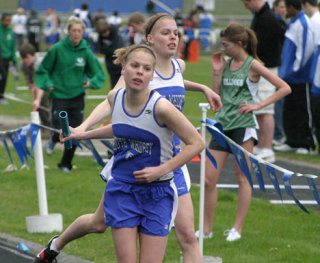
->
[145, 109, 152, 114]
[75, 57, 85, 67]
[223, 78, 244, 87]
[114, 137, 153, 158]
[125, 151, 135, 160]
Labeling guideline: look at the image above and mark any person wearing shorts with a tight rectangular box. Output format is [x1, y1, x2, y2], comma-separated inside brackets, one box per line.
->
[33, 13, 222, 263]
[253, 67, 277, 162]
[59, 44, 204, 262]
[202, 23, 290, 243]
[209, 127, 258, 153]
[242, 0, 285, 163]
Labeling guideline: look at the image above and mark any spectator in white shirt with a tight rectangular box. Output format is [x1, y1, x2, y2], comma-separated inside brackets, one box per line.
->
[107, 11, 122, 29]
[11, 7, 27, 49]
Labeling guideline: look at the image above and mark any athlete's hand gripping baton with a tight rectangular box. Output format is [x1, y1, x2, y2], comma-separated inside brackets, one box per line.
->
[59, 111, 72, 149]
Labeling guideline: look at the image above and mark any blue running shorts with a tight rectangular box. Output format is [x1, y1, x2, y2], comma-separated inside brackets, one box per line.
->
[104, 178, 178, 236]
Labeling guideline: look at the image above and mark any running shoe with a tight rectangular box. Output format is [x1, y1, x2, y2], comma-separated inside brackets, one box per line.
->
[255, 148, 276, 163]
[195, 230, 213, 239]
[224, 228, 241, 242]
[34, 235, 59, 263]
[58, 165, 71, 173]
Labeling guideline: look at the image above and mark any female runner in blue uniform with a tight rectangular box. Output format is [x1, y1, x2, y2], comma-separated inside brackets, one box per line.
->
[34, 13, 221, 263]
[61, 44, 204, 262]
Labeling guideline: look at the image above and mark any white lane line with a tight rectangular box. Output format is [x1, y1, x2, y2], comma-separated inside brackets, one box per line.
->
[87, 95, 106, 99]
[217, 184, 310, 189]
[270, 200, 318, 205]
[193, 184, 318, 205]
[194, 183, 310, 189]
[15, 86, 29, 90]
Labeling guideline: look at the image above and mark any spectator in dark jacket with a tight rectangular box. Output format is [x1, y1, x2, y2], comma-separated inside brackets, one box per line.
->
[242, 0, 284, 162]
[27, 10, 42, 52]
[95, 19, 125, 88]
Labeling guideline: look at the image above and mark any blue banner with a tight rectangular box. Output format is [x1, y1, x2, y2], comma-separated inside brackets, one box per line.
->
[205, 118, 228, 149]
[1, 134, 15, 166]
[305, 175, 320, 207]
[81, 139, 106, 167]
[230, 144, 253, 189]
[8, 129, 27, 165]
[1, 118, 320, 213]
[20, 125, 32, 159]
[249, 156, 266, 191]
[204, 118, 227, 170]
[283, 172, 309, 213]
[30, 124, 40, 150]
[205, 148, 218, 169]
[266, 165, 283, 201]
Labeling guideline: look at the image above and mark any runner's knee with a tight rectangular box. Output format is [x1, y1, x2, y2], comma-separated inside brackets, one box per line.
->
[176, 228, 197, 247]
[87, 214, 107, 233]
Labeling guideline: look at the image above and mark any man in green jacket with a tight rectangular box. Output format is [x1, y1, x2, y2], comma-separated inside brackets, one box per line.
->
[0, 13, 16, 104]
[35, 17, 106, 172]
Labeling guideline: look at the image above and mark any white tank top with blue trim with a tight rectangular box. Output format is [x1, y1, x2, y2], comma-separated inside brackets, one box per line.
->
[149, 58, 185, 146]
[111, 88, 174, 183]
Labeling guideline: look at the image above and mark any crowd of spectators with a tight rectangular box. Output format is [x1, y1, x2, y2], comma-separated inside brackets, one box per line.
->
[2, 0, 320, 157]
[2, 4, 211, 53]
[0, 3, 217, 70]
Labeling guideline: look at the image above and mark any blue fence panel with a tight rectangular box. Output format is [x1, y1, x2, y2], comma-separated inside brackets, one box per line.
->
[19, 0, 182, 14]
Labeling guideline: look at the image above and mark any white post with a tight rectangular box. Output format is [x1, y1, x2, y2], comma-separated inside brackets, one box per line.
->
[31, 111, 48, 215]
[26, 111, 63, 233]
[198, 103, 210, 255]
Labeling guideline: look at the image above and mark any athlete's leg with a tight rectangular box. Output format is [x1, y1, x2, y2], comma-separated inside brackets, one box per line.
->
[232, 139, 254, 232]
[204, 150, 229, 234]
[139, 233, 168, 263]
[174, 193, 202, 263]
[112, 228, 137, 263]
[256, 113, 275, 149]
[55, 192, 106, 251]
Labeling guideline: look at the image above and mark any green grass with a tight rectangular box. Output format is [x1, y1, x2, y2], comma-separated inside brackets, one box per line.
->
[1, 56, 320, 262]
[0, 152, 320, 262]
[214, 0, 251, 16]
[183, 0, 251, 16]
